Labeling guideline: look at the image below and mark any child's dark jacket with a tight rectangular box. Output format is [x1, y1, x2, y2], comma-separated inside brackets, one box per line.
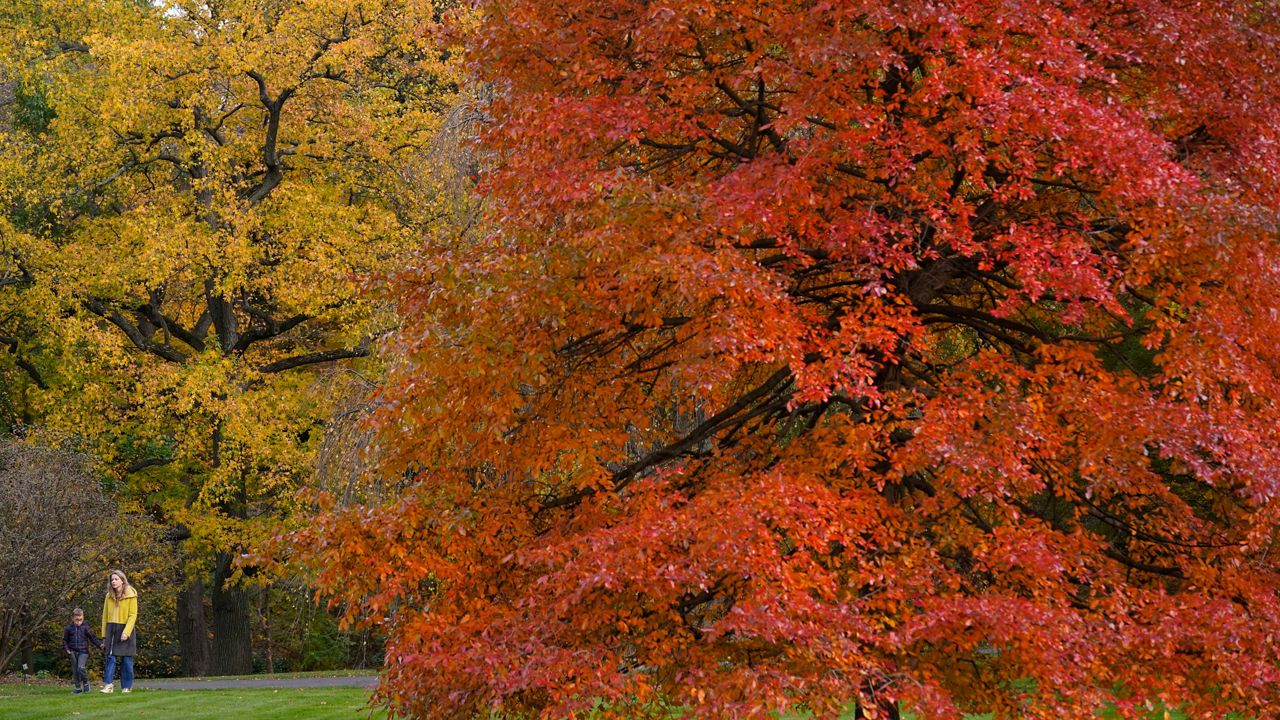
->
[63, 622, 102, 653]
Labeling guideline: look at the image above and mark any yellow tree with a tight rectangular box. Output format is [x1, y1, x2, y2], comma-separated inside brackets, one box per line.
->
[0, 0, 463, 674]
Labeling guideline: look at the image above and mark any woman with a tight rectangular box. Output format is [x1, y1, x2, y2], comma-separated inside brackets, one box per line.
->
[100, 569, 138, 694]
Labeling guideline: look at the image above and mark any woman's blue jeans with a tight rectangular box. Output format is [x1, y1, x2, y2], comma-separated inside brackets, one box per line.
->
[103, 655, 134, 689]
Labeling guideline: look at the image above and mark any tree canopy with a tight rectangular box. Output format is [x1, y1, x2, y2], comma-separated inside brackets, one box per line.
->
[1, 0, 463, 674]
[294, 1, 1280, 718]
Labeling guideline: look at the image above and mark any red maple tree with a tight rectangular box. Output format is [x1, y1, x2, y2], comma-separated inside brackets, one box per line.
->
[293, 1, 1280, 717]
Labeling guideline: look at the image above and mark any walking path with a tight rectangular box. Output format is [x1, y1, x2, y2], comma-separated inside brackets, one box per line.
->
[140, 674, 378, 690]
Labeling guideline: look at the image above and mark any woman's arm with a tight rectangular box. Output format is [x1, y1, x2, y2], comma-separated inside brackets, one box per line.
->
[121, 596, 137, 639]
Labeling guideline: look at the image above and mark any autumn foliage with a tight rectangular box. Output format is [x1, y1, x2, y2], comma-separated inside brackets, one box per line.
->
[294, 1, 1280, 718]
[2, 0, 465, 674]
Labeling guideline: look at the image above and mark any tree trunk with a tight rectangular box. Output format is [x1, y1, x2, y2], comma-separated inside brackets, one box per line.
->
[259, 584, 273, 674]
[0, 608, 15, 672]
[176, 577, 209, 677]
[19, 631, 33, 675]
[854, 700, 901, 720]
[170, 527, 211, 678]
[209, 552, 252, 675]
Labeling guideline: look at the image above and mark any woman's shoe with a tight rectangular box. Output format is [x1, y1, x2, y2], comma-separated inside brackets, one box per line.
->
[100, 684, 113, 693]
[121, 688, 131, 694]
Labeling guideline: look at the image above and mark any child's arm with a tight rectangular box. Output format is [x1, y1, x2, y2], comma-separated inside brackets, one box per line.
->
[88, 625, 103, 649]
[62, 626, 72, 654]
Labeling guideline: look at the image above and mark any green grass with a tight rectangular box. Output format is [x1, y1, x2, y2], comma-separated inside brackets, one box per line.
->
[150, 669, 379, 682]
[2, 681, 1247, 720]
[0, 683, 387, 719]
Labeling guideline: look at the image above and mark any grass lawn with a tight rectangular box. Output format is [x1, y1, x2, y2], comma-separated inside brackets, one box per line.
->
[0, 683, 387, 720]
[0, 679, 1227, 720]
[155, 669, 379, 681]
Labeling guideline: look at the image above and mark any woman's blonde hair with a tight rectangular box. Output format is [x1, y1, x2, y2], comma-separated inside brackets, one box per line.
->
[107, 569, 131, 601]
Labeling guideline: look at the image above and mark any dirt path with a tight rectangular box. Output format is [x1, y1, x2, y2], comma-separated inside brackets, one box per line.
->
[140, 675, 378, 690]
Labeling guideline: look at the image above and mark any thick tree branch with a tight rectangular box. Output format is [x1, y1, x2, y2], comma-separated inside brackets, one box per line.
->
[85, 299, 187, 363]
[190, 309, 213, 343]
[204, 278, 239, 353]
[915, 304, 1052, 341]
[0, 255, 35, 288]
[243, 70, 295, 205]
[234, 304, 312, 351]
[1104, 547, 1185, 579]
[126, 457, 174, 474]
[0, 335, 48, 389]
[540, 366, 793, 513]
[259, 339, 372, 373]
[55, 39, 90, 54]
[140, 302, 206, 353]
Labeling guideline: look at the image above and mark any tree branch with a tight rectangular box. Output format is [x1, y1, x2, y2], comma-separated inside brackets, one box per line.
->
[243, 70, 294, 205]
[140, 303, 206, 353]
[0, 335, 48, 389]
[1104, 547, 1185, 579]
[204, 278, 239, 353]
[233, 304, 311, 351]
[539, 366, 793, 513]
[85, 299, 187, 363]
[126, 457, 174, 474]
[259, 339, 372, 373]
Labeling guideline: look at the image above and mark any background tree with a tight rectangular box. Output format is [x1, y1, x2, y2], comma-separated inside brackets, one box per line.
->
[0, 0, 462, 675]
[0, 78, 53, 435]
[0, 440, 164, 672]
[294, 0, 1280, 718]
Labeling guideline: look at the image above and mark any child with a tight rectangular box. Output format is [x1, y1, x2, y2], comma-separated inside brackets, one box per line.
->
[62, 607, 103, 694]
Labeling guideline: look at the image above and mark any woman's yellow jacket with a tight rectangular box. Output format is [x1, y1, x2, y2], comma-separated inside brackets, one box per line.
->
[101, 586, 138, 637]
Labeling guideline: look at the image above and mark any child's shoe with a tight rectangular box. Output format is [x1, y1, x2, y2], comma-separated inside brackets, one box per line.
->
[100, 683, 113, 693]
